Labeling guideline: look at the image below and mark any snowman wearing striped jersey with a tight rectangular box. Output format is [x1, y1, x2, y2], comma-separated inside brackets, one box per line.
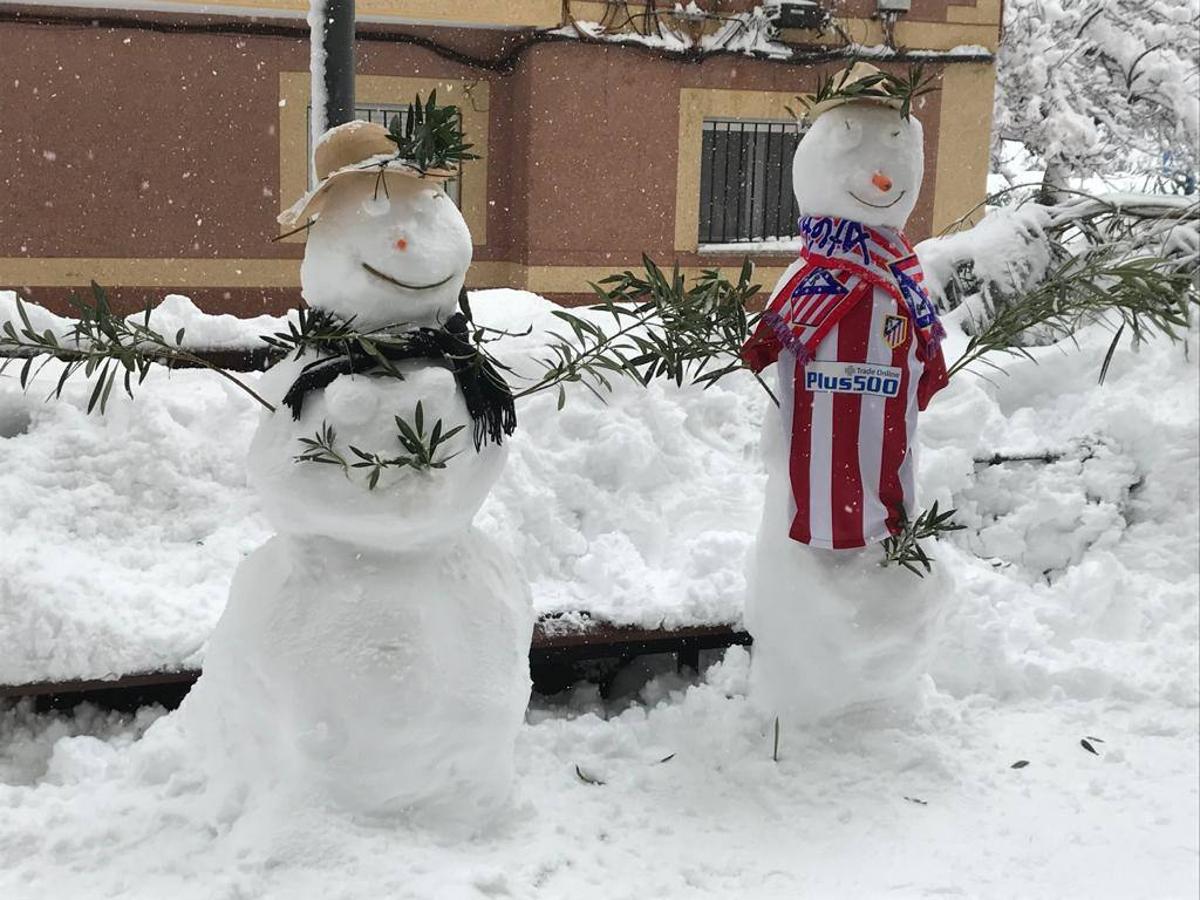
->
[740, 63, 952, 724]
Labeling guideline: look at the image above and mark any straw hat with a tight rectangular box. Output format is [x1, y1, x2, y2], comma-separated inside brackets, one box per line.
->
[278, 120, 456, 227]
[803, 61, 905, 121]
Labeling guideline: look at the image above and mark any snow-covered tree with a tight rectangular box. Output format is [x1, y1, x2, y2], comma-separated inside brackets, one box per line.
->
[994, 0, 1200, 196]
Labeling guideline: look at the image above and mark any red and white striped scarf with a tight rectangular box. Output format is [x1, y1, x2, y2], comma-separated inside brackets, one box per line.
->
[742, 215, 945, 370]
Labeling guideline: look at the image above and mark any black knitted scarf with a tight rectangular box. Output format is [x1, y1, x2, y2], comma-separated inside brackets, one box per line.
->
[281, 311, 516, 450]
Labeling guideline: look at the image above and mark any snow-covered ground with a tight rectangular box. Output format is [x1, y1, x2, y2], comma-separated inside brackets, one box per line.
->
[2, 644, 1192, 900]
[0, 287, 1197, 897]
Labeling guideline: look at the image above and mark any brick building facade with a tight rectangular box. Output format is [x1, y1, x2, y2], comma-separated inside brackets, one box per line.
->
[0, 1, 1002, 314]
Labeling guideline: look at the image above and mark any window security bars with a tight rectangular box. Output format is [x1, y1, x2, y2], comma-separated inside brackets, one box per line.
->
[699, 118, 807, 245]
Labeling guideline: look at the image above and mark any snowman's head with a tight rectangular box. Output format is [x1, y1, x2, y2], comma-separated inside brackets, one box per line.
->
[792, 103, 924, 230]
[300, 174, 472, 329]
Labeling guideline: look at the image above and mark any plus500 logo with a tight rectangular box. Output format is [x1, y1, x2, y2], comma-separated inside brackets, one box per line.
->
[805, 369, 900, 398]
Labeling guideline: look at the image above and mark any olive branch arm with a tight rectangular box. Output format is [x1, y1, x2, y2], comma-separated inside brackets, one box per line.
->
[880, 502, 966, 577]
[0, 282, 276, 413]
[510, 255, 775, 407]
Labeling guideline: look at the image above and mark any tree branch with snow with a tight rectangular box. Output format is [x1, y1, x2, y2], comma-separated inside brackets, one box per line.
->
[994, 0, 1200, 195]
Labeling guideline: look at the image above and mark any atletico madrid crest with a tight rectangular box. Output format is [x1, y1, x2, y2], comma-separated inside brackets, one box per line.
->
[882, 314, 908, 349]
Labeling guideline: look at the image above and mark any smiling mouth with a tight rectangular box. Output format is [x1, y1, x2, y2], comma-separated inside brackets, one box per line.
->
[848, 190, 907, 209]
[361, 262, 454, 291]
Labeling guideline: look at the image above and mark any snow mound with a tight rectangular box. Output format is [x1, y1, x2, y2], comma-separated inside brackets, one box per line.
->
[0, 290, 1196, 897]
[0, 364, 268, 685]
[0, 289, 766, 684]
[1, 290, 1196, 697]
[0, 291, 74, 341]
[0, 289, 296, 351]
[141, 294, 291, 350]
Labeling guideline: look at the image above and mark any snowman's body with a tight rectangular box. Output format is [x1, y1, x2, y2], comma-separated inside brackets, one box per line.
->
[180, 134, 533, 824]
[742, 100, 951, 723]
[746, 351, 946, 723]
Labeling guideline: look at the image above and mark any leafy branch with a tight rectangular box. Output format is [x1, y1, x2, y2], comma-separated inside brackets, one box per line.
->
[0, 282, 276, 413]
[880, 502, 965, 577]
[393, 401, 466, 471]
[513, 256, 773, 406]
[294, 402, 465, 489]
[386, 91, 479, 174]
[948, 250, 1196, 383]
[260, 306, 363, 360]
[263, 304, 432, 385]
[934, 190, 1198, 382]
[295, 421, 350, 470]
[802, 63, 938, 121]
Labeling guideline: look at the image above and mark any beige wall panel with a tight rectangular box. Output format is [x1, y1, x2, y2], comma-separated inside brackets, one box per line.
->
[674, 88, 800, 254]
[0, 257, 301, 288]
[521, 263, 789, 296]
[801, 19, 999, 52]
[357, 0, 560, 24]
[570, 2, 997, 30]
[930, 62, 996, 234]
[947, 0, 1003, 25]
[0, 258, 785, 299]
[674, 74, 951, 253]
[570, 2, 1000, 51]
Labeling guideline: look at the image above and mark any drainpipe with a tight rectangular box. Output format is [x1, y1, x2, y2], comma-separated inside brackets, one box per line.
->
[321, 0, 356, 128]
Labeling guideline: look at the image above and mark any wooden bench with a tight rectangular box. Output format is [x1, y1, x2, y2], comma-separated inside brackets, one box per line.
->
[0, 616, 752, 710]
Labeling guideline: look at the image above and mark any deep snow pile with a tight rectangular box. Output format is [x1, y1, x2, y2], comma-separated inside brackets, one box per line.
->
[0, 288, 766, 685]
[923, 322, 1199, 710]
[477, 291, 767, 631]
[0, 283, 1196, 897]
[0, 336, 269, 685]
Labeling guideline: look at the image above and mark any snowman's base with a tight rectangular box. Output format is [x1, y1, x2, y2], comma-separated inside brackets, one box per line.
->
[745, 535, 950, 724]
[743, 463, 950, 723]
[177, 529, 534, 824]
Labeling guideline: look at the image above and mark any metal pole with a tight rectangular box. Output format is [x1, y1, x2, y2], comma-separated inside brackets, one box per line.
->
[322, 0, 355, 128]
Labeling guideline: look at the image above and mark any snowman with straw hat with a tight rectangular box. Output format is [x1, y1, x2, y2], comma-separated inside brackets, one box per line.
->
[179, 96, 533, 829]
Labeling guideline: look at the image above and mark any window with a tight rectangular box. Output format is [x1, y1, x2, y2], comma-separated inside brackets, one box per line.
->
[698, 118, 806, 245]
[306, 104, 462, 206]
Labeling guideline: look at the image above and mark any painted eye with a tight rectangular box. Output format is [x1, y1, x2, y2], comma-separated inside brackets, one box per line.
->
[361, 197, 390, 217]
[891, 130, 901, 137]
[836, 117, 864, 149]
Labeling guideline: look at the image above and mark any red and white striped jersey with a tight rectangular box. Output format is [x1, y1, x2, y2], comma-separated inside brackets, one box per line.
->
[743, 220, 949, 550]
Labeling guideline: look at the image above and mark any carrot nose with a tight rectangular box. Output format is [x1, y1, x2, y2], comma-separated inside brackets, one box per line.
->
[871, 171, 893, 192]
[394, 238, 408, 251]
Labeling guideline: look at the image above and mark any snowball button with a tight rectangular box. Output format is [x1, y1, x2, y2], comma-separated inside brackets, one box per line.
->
[322, 375, 381, 427]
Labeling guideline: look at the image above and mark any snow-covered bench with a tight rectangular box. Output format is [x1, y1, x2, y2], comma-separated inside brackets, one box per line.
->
[0, 617, 752, 708]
